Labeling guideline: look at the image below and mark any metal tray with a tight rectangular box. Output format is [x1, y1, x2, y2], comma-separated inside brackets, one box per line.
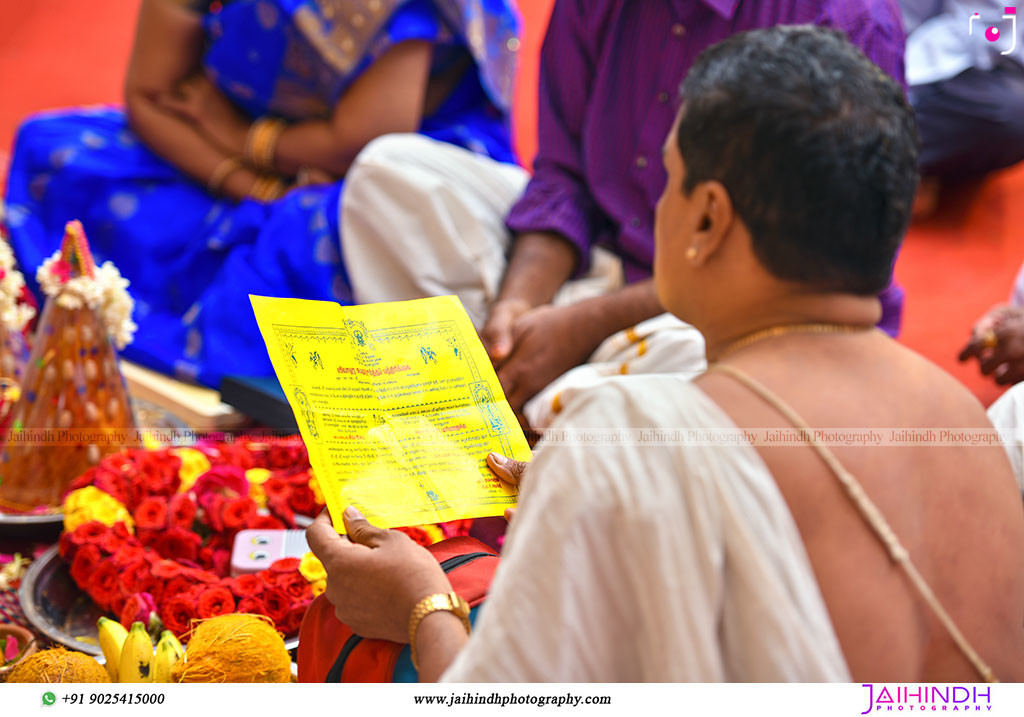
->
[0, 398, 191, 541]
[18, 515, 313, 654]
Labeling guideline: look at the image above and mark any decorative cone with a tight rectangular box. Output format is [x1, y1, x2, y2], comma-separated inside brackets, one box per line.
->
[0, 325, 29, 430]
[0, 221, 138, 511]
[0, 233, 34, 434]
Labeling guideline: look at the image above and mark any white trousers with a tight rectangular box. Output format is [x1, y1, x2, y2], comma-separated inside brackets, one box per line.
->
[341, 134, 707, 428]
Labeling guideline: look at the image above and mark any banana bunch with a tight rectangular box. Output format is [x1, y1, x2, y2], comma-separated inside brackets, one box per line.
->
[97, 617, 184, 683]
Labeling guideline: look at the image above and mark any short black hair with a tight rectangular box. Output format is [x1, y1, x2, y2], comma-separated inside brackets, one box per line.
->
[676, 25, 918, 294]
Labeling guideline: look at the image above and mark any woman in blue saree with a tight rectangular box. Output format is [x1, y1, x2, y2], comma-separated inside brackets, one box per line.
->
[4, 0, 519, 388]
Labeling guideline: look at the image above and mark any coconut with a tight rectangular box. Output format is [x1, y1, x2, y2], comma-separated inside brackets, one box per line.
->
[3, 647, 109, 683]
[171, 614, 290, 683]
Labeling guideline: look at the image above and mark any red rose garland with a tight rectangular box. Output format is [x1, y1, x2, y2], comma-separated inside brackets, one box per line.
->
[58, 436, 474, 638]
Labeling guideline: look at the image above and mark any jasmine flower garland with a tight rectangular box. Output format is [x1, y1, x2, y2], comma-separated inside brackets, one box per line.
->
[36, 251, 137, 349]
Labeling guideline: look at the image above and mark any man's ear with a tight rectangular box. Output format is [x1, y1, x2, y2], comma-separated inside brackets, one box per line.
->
[687, 180, 734, 267]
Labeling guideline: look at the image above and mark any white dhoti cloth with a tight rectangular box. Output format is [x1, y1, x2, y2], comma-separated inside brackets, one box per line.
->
[341, 134, 707, 428]
[441, 376, 851, 681]
[986, 383, 1024, 492]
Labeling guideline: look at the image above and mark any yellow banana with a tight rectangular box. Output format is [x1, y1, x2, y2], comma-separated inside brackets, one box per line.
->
[96, 617, 129, 682]
[150, 641, 179, 683]
[150, 631, 184, 683]
[158, 630, 184, 661]
[118, 621, 154, 683]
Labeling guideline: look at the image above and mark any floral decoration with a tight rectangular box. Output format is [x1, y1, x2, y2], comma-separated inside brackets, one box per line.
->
[58, 436, 471, 638]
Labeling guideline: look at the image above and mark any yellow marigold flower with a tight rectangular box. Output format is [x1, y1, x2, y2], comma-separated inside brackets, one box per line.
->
[308, 474, 324, 505]
[245, 468, 272, 485]
[62, 486, 134, 533]
[141, 430, 161, 451]
[310, 579, 327, 597]
[172, 447, 211, 492]
[420, 524, 446, 545]
[299, 551, 326, 582]
[249, 481, 268, 509]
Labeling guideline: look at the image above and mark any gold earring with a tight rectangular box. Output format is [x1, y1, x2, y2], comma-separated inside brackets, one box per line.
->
[685, 247, 698, 261]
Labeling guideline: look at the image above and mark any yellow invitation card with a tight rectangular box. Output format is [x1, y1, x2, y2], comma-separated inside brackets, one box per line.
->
[250, 295, 531, 531]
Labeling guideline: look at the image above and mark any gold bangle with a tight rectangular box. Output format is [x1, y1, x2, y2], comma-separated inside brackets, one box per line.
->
[245, 117, 286, 172]
[408, 592, 471, 672]
[248, 173, 270, 201]
[248, 173, 287, 202]
[207, 157, 242, 195]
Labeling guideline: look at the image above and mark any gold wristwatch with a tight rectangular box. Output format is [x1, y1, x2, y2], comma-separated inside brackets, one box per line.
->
[408, 592, 471, 671]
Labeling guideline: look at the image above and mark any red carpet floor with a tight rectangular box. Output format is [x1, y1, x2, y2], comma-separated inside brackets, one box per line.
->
[1, 0, 1020, 406]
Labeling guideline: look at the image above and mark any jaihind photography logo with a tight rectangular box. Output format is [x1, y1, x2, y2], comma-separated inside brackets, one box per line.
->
[860, 684, 993, 713]
[970, 6, 1017, 54]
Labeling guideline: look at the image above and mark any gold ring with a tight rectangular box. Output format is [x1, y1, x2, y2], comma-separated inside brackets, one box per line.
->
[981, 329, 999, 350]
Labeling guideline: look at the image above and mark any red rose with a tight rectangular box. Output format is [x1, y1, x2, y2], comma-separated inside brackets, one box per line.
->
[269, 557, 300, 574]
[260, 588, 291, 622]
[260, 570, 281, 587]
[137, 529, 162, 550]
[180, 584, 206, 603]
[70, 544, 103, 587]
[267, 496, 295, 527]
[395, 526, 432, 547]
[196, 586, 236, 619]
[136, 575, 165, 604]
[263, 478, 291, 503]
[168, 493, 197, 530]
[66, 467, 98, 494]
[151, 559, 185, 579]
[206, 532, 232, 551]
[212, 549, 230, 576]
[193, 465, 248, 502]
[119, 592, 159, 630]
[134, 451, 181, 496]
[110, 594, 128, 618]
[209, 443, 256, 470]
[112, 522, 133, 541]
[197, 547, 214, 569]
[161, 595, 196, 638]
[284, 469, 312, 487]
[267, 442, 307, 470]
[247, 515, 285, 531]
[156, 528, 201, 562]
[133, 496, 168, 531]
[88, 561, 121, 609]
[58, 531, 76, 560]
[74, 520, 109, 545]
[279, 572, 312, 602]
[287, 485, 317, 516]
[183, 567, 219, 584]
[440, 519, 474, 538]
[91, 471, 130, 506]
[162, 576, 195, 602]
[235, 597, 267, 615]
[283, 603, 310, 635]
[112, 544, 146, 568]
[99, 530, 125, 554]
[118, 557, 152, 595]
[229, 574, 264, 598]
[202, 494, 227, 533]
[221, 497, 256, 530]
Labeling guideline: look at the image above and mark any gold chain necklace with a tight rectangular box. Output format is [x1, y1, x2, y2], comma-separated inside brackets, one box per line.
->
[712, 323, 875, 361]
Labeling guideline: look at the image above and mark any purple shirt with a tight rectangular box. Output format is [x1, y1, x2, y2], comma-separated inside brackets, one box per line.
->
[507, 0, 907, 335]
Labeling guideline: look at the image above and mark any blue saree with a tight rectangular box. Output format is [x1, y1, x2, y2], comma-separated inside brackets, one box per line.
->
[4, 0, 519, 388]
